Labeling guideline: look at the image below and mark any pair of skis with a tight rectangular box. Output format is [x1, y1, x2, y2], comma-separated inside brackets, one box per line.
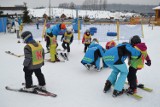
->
[60, 53, 69, 61]
[5, 84, 57, 98]
[124, 82, 153, 100]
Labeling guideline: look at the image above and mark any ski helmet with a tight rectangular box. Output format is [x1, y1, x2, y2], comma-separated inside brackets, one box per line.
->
[66, 28, 72, 34]
[106, 40, 116, 49]
[21, 31, 33, 43]
[130, 35, 141, 46]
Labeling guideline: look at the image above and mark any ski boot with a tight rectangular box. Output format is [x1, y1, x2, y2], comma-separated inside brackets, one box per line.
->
[85, 64, 91, 70]
[125, 88, 137, 95]
[103, 80, 111, 93]
[36, 85, 46, 91]
[94, 66, 101, 72]
[21, 87, 35, 92]
[112, 89, 124, 97]
[55, 55, 60, 62]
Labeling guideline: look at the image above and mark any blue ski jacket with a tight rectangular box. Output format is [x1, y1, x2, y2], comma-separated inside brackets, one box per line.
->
[103, 43, 141, 65]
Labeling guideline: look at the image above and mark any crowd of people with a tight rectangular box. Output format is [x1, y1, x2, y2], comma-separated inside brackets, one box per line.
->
[14, 20, 151, 98]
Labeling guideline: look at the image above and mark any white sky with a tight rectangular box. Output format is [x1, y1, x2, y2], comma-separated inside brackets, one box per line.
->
[0, 0, 159, 8]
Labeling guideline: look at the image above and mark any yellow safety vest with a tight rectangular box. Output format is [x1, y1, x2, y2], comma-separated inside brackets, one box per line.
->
[28, 43, 43, 65]
[64, 32, 72, 43]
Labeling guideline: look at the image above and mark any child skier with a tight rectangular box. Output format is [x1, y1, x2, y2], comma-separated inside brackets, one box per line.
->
[103, 42, 141, 97]
[126, 35, 151, 94]
[81, 38, 105, 71]
[21, 31, 46, 92]
[61, 28, 74, 53]
[82, 29, 92, 53]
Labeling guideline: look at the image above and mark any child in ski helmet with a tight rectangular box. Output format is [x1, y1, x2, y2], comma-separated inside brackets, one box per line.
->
[127, 35, 151, 94]
[82, 29, 92, 53]
[21, 31, 46, 92]
[61, 28, 74, 53]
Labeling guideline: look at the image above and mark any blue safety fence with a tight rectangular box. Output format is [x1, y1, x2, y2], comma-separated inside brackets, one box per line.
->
[0, 17, 7, 32]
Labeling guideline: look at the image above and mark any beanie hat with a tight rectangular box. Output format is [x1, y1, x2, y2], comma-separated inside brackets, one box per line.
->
[60, 23, 66, 29]
[92, 38, 99, 44]
[21, 31, 33, 43]
[106, 40, 116, 49]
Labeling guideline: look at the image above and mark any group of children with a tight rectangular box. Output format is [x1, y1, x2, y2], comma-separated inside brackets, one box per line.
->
[45, 23, 73, 62]
[81, 33, 151, 97]
[19, 25, 151, 97]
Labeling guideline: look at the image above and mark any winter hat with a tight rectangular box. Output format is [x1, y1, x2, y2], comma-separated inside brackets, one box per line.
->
[21, 31, 33, 43]
[60, 23, 66, 29]
[130, 35, 141, 46]
[92, 38, 99, 44]
[106, 40, 116, 49]
[85, 29, 90, 35]
[66, 28, 72, 34]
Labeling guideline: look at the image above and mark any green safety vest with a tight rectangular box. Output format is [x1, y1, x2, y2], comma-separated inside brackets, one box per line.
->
[130, 46, 148, 69]
[28, 43, 43, 65]
[47, 35, 57, 47]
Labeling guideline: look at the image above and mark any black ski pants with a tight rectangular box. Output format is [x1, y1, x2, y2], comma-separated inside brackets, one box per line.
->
[84, 44, 90, 53]
[62, 41, 70, 52]
[23, 67, 46, 88]
[127, 66, 138, 90]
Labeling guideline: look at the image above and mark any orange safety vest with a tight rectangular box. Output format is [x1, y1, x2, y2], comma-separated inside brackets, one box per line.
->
[84, 34, 91, 44]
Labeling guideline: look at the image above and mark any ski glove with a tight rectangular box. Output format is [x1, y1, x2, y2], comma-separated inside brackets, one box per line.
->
[145, 60, 151, 66]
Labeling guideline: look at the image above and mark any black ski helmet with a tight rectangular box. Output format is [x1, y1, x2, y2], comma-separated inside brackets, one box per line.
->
[130, 35, 141, 46]
[21, 31, 33, 43]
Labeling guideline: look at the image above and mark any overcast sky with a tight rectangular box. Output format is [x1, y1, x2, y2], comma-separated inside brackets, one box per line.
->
[0, 0, 159, 8]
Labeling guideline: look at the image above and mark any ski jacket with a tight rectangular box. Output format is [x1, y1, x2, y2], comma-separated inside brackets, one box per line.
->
[129, 43, 150, 69]
[81, 43, 105, 69]
[23, 40, 45, 70]
[51, 24, 62, 36]
[103, 43, 141, 65]
[46, 27, 52, 35]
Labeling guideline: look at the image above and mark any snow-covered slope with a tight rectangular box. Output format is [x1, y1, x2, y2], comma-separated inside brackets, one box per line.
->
[28, 7, 137, 19]
[0, 25, 160, 107]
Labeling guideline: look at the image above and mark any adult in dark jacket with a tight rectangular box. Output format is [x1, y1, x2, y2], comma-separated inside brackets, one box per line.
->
[21, 31, 46, 92]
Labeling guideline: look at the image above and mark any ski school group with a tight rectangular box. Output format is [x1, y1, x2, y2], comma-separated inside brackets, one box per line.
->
[6, 22, 152, 99]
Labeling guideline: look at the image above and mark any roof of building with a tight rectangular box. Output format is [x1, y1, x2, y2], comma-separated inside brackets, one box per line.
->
[153, 6, 160, 10]
[0, 7, 26, 11]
